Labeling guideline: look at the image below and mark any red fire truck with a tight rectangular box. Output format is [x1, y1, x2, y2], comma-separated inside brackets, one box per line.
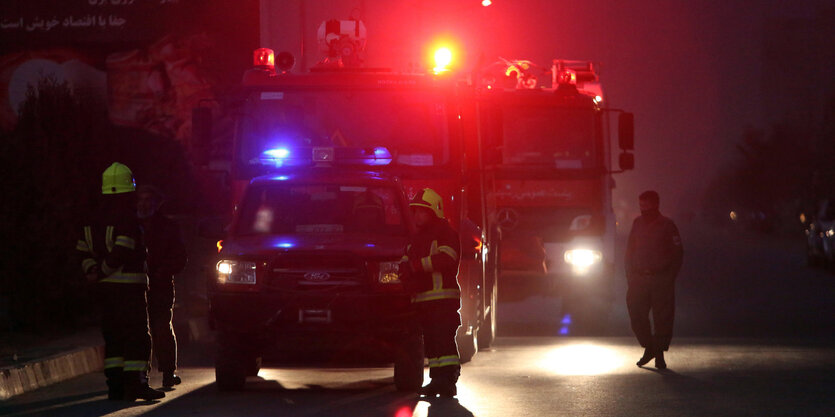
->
[475, 59, 634, 328]
[193, 33, 498, 390]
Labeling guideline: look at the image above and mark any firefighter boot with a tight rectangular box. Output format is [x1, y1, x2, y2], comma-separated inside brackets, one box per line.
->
[655, 349, 667, 370]
[436, 366, 459, 398]
[162, 372, 181, 388]
[105, 368, 124, 400]
[123, 371, 165, 401]
[419, 379, 442, 397]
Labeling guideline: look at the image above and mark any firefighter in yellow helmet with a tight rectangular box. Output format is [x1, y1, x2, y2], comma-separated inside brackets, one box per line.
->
[75, 163, 165, 401]
[401, 188, 462, 397]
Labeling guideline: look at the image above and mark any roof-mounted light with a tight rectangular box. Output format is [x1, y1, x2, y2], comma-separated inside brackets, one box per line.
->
[253, 48, 275, 72]
[256, 146, 393, 168]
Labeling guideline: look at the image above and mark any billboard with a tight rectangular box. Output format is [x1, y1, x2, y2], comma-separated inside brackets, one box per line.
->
[0, 0, 259, 139]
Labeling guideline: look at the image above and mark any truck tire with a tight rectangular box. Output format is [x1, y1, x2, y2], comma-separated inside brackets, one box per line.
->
[393, 332, 424, 392]
[246, 355, 262, 377]
[456, 327, 477, 363]
[477, 280, 497, 348]
[215, 331, 248, 391]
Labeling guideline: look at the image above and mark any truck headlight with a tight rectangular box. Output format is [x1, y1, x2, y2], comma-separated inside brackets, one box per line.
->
[378, 261, 402, 284]
[216, 260, 257, 284]
[564, 249, 602, 275]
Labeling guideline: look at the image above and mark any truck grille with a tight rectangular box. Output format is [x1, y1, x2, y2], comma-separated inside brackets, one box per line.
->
[265, 252, 367, 291]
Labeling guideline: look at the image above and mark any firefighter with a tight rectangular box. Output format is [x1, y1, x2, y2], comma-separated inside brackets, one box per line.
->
[75, 163, 165, 401]
[402, 188, 462, 397]
[624, 190, 684, 369]
[137, 184, 187, 388]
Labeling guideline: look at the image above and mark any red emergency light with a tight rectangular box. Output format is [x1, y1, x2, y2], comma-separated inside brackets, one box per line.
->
[253, 48, 275, 71]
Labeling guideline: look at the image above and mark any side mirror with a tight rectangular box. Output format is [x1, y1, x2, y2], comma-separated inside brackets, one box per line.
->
[619, 152, 634, 171]
[191, 107, 213, 164]
[618, 112, 634, 151]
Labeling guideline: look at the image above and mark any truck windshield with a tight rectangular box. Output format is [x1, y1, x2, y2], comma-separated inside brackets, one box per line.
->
[239, 90, 451, 168]
[500, 107, 598, 168]
[236, 183, 407, 237]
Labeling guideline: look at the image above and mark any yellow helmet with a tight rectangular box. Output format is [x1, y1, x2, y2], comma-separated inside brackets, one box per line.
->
[410, 188, 444, 219]
[101, 162, 136, 195]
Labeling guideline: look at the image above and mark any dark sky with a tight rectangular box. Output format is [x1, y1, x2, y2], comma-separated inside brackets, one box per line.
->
[265, 0, 833, 219]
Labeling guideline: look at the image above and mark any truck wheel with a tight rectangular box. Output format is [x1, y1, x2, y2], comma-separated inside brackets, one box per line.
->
[477, 281, 497, 348]
[456, 327, 477, 363]
[246, 355, 262, 377]
[393, 332, 424, 392]
[215, 332, 247, 391]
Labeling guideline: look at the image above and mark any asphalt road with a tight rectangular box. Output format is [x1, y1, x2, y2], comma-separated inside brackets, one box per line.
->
[2, 222, 834, 416]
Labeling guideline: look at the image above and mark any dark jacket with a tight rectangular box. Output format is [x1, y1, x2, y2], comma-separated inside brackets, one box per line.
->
[625, 211, 683, 285]
[141, 212, 187, 292]
[76, 202, 147, 285]
[404, 217, 461, 303]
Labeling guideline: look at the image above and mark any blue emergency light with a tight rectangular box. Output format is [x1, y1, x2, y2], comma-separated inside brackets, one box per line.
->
[258, 146, 393, 168]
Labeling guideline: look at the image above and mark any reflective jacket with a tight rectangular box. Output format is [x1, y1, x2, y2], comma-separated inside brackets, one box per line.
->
[76, 207, 148, 285]
[404, 217, 461, 303]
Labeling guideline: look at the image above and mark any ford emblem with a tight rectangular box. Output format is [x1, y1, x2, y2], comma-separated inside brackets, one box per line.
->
[304, 271, 330, 281]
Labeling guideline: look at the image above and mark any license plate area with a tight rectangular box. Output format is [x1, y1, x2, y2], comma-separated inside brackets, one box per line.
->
[298, 309, 332, 324]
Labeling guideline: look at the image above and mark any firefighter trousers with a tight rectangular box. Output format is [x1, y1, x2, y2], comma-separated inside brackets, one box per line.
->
[626, 280, 675, 351]
[148, 283, 177, 373]
[416, 299, 461, 382]
[97, 282, 152, 384]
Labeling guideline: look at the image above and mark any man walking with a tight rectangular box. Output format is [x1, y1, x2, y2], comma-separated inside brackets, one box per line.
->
[137, 184, 187, 388]
[625, 190, 683, 369]
[402, 188, 462, 397]
[76, 163, 165, 400]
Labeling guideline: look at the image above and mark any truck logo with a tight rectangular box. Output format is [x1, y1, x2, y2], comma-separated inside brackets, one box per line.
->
[497, 208, 520, 230]
[304, 271, 331, 281]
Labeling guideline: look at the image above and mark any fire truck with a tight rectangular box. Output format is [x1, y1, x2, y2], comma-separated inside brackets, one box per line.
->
[192, 24, 498, 390]
[475, 59, 634, 327]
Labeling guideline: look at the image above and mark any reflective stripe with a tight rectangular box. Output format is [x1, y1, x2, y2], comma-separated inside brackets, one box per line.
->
[100, 261, 118, 276]
[421, 256, 433, 273]
[105, 226, 114, 253]
[84, 226, 95, 257]
[115, 235, 135, 250]
[82, 258, 97, 274]
[438, 245, 458, 261]
[400, 255, 409, 262]
[432, 272, 443, 290]
[104, 356, 124, 369]
[413, 288, 461, 303]
[124, 360, 148, 372]
[432, 355, 460, 368]
[76, 240, 90, 252]
[100, 272, 147, 284]
[427, 357, 440, 367]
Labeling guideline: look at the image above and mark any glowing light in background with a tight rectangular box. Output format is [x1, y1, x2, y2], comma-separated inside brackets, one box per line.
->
[559, 313, 572, 335]
[433, 47, 453, 74]
[540, 344, 624, 375]
[482, 0, 493, 6]
[395, 406, 414, 417]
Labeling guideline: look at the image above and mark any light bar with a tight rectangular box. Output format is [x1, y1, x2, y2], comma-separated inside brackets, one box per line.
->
[253, 48, 275, 71]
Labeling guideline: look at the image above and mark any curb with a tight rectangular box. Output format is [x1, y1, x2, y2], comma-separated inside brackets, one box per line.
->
[0, 344, 104, 401]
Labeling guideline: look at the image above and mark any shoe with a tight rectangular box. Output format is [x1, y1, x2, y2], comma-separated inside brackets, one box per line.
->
[107, 385, 124, 401]
[655, 350, 667, 370]
[162, 373, 182, 388]
[636, 348, 654, 367]
[124, 383, 166, 401]
[418, 379, 441, 397]
[437, 381, 457, 398]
